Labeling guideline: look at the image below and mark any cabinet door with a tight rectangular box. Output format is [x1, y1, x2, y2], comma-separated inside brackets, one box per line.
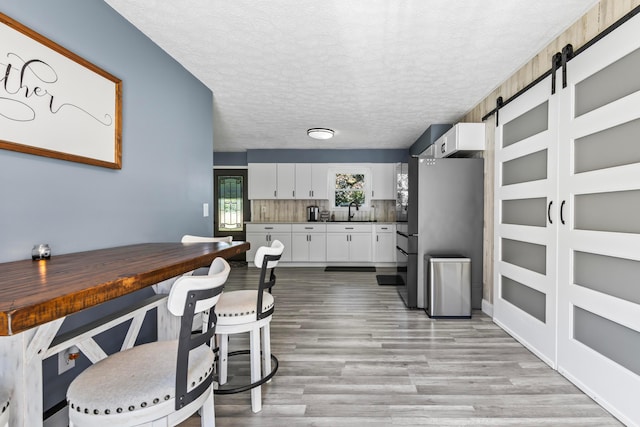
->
[349, 233, 372, 262]
[326, 233, 349, 262]
[310, 163, 330, 199]
[245, 232, 267, 263]
[268, 231, 291, 261]
[371, 164, 395, 200]
[308, 233, 326, 262]
[294, 164, 312, 199]
[248, 164, 277, 199]
[290, 233, 310, 261]
[494, 74, 558, 368]
[556, 16, 640, 424]
[374, 232, 396, 263]
[276, 164, 296, 199]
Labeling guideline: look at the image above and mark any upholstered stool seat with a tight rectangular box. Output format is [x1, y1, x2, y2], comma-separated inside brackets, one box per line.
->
[67, 257, 230, 427]
[67, 340, 213, 420]
[215, 290, 274, 325]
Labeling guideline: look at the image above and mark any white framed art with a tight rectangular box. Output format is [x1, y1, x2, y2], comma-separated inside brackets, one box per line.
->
[0, 13, 122, 169]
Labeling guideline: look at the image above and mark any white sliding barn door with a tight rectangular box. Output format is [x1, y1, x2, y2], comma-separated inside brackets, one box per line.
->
[494, 76, 559, 368]
[556, 13, 640, 426]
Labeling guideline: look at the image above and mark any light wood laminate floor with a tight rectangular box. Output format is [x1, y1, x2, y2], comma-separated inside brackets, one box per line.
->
[180, 266, 621, 426]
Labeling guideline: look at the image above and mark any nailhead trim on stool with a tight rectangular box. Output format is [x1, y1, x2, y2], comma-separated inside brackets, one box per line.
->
[67, 340, 213, 416]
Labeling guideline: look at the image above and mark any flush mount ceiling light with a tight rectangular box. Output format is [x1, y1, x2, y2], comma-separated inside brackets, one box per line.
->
[307, 128, 334, 140]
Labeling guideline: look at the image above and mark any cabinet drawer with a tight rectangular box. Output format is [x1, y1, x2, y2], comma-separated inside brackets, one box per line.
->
[291, 223, 327, 233]
[326, 223, 372, 233]
[246, 223, 292, 233]
[375, 224, 395, 233]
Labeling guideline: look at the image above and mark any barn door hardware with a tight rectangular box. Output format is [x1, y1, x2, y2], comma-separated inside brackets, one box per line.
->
[561, 44, 574, 89]
[551, 52, 562, 95]
[495, 96, 504, 127]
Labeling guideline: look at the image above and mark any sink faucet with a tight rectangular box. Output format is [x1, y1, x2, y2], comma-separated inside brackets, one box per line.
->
[348, 201, 359, 221]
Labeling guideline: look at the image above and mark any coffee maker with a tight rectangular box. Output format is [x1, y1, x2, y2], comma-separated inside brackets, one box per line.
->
[306, 205, 319, 222]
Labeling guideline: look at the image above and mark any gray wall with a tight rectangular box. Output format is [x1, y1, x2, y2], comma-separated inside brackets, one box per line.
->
[409, 124, 451, 156]
[1, 0, 214, 412]
[1, 0, 214, 263]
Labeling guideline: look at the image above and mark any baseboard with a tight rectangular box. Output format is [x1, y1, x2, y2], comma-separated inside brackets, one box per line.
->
[481, 299, 493, 317]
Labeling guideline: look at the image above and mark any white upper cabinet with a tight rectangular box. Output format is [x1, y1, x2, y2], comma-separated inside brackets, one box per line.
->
[295, 163, 329, 199]
[277, 163, 295, 199]
[434, 123, 485, 158]
[370, 163, 396, 200]
[249, 162, 394, 200]
[248, 163, 295, 199]
[248, 163, 277, 199]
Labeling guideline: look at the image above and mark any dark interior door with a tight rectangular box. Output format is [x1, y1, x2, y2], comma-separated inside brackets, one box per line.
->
[213, 169, 250, 246]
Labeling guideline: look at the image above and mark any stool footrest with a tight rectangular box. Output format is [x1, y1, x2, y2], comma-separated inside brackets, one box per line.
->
[214, 350, 278, 395]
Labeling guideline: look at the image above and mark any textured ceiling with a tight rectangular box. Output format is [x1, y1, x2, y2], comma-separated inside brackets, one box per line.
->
[104, 0, 598, 152]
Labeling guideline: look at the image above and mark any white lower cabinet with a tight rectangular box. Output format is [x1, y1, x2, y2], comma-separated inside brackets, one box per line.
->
[374, 223, 396, 263]
[291, 224, 326, 262]
[245, 223, 291, 263]
[245, 222, 391, 265]
[326, 224, 373, 263]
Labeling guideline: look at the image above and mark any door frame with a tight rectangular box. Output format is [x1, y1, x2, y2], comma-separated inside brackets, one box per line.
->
[213, 168, 250, 242]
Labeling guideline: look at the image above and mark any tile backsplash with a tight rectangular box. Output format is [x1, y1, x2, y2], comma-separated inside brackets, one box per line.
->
[250, 200, 396, 222]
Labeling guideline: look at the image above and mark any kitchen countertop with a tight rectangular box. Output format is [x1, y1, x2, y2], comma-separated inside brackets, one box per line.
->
[245, 221, 396, 224]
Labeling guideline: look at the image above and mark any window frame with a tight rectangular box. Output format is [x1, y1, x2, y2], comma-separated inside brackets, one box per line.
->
[328, 165, 372, 211]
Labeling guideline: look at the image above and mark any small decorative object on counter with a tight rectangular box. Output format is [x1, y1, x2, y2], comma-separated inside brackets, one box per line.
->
[330, 212, 335, 222]
[32, 244, 51, 260]
[319, 210, 330, 222]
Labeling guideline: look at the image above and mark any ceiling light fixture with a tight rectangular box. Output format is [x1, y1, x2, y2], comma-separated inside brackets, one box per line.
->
[307, 128, 334, 140]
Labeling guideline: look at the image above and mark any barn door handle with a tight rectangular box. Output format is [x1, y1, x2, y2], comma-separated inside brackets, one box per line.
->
[560, 200, 566, 225]
[548, 200, 553, 224]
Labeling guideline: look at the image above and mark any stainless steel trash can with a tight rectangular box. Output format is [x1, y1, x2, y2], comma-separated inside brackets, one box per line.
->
[425, 254, 471, 318]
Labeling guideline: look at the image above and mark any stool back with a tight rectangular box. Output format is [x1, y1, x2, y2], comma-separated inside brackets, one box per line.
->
[168, 257, 230, 410]
[181, 235, 233, 243]
[254, 240, 284, 321]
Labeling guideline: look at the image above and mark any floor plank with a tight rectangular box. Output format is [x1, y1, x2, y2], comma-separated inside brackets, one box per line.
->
[179, 266, 622, 426]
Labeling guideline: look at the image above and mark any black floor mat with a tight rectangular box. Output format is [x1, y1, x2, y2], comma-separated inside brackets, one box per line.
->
[376, 275, 403, 285]
[325, 266, 376, 272]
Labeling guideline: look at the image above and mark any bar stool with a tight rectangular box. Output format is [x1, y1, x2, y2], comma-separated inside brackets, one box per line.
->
[0, 392, 9, 427]
[66, 258, 230, 427]
[214, 240, 284, 413]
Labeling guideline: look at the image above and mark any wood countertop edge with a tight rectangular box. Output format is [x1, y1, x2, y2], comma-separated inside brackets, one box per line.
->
[0, 242, 249, 336]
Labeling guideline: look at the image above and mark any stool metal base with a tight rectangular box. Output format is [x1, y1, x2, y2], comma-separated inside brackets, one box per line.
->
[214, 350, 279, 395]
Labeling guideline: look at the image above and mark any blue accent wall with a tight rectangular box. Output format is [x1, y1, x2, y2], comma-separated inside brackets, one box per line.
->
[214, 151, 248, 166]
[245, 149, 409, 164]
[1, 0, 214, 411]
[1, 0, 214, 261]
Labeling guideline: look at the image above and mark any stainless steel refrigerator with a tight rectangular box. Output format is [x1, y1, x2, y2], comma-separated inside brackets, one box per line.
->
[396, 156, 484, 311]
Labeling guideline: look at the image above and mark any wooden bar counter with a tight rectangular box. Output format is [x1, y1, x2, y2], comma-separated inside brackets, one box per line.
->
[0, 242, 248, 336]
[0, 241, 249, 426]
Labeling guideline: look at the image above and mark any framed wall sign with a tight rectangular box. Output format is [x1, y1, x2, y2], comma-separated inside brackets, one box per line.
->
[0, 13, 122, 169]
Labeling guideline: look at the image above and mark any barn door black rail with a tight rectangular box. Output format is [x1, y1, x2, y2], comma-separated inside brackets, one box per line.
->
[482, 4, 640, 124]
